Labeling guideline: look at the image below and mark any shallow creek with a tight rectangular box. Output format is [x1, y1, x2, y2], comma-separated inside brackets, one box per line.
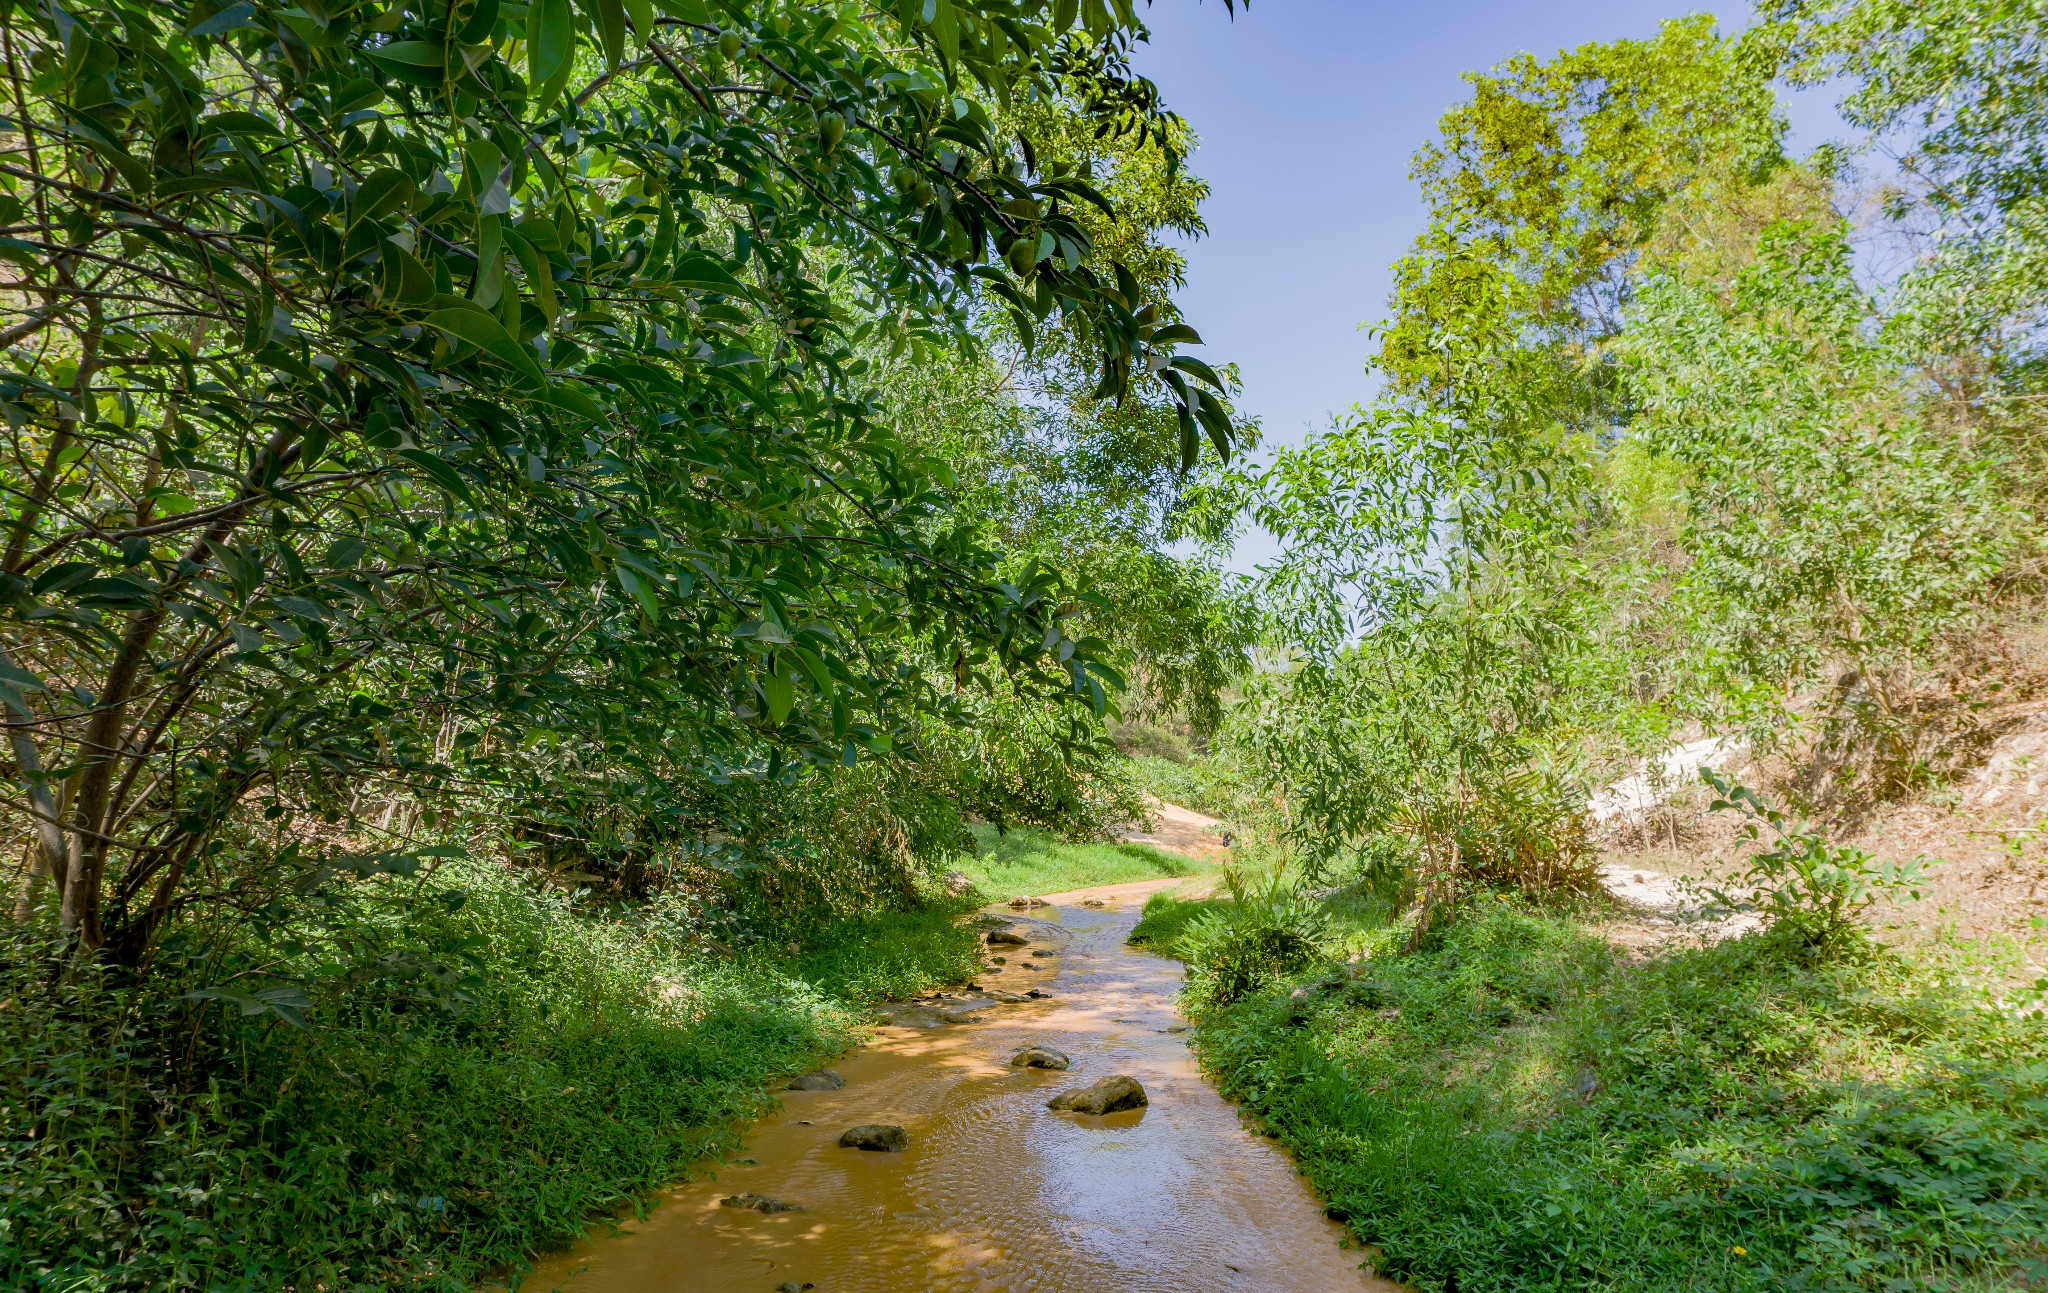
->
[518, 879, 1397, 1292]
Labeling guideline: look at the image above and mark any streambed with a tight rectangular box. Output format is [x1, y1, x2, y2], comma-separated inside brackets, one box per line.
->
[518, 879, 1395, 1292]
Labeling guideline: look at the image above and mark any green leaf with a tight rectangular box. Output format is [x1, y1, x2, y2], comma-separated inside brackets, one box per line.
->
[456, 0, 501, 44]
[930, 0, 959, 63]
[790, 645, 834, 699]
[351, 168, 414, 226]
[423, 304, 546, 387]
[1168, 354, 1226, 390]
[540, 381, 607, 422]
[0, 660, 48, 694]
[1193, 388, 1234, 463]
[669, 252, 750, 295]
[365, 40, 447, 87]
[589, 0, 627, 70]
[762, 667, 795, 724]
[381, 240, 438, 306]
[613, 562, 660, 621]
[186, 2, 257, 37]
[529, 0, 576, 90]
[503, 224, 558, 321]
[324, 536, 367, 569]
[201, 109, 281, 136]
[396, 449, 477, 505]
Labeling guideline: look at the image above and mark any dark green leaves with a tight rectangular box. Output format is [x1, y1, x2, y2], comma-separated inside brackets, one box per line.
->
[529, 0, 576, 104]
[365, 40, 447, 88]
[422, 305, 546, 387]
[0, 0, 1218, 969]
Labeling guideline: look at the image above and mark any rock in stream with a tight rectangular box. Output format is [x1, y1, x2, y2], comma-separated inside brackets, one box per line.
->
[1011, 1045, 1071, 1070]
[838, 1123, 909, 1152]
[1047, 1074, 1148, 1114]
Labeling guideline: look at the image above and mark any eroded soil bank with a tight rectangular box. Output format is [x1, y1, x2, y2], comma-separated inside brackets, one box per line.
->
[517, 879, 1394, 1292]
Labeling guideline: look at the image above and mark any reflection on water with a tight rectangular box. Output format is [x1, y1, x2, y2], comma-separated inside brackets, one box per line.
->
[517, 882, 1396, 1292]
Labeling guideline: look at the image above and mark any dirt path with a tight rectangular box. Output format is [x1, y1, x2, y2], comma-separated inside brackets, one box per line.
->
[1118, 795, 1233, 864]
[516, 875, 1393, 1291]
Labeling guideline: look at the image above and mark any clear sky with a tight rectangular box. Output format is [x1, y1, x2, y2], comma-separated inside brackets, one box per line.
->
[1130, 1, 1843, 570]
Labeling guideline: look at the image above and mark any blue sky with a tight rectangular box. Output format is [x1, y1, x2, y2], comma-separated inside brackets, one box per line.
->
[1130, 1, 1844, 569]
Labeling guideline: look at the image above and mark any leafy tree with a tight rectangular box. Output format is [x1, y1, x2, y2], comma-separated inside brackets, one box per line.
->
[0, 0, 1242, 961]
[1622, 202, 2018, 754]
[1234, 3, 2047, 896]
[1231, 20, 1784, 896]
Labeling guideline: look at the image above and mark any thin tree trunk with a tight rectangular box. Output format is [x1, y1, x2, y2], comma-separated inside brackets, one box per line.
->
[61, 430, 297, 950]
[1, 640, 67, 913]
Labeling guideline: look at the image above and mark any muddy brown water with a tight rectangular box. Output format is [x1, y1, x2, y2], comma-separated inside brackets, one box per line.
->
[517, 879, 1398, 1292]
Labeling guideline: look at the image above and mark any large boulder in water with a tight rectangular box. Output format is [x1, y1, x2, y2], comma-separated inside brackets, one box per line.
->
[985, 928, 1028, 945]
[838, 1123, 908, 1152]
[720, 1192, 802, 1213]
[1047, 1075, 1147, 1114]
[786, 1069, 844, 1091]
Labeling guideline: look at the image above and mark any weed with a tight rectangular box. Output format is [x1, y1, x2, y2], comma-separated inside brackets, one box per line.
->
[1700, 770, 1934, 956]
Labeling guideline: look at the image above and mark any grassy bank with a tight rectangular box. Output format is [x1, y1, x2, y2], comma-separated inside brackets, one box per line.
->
[953, 822, 1207, 897]
[1174, 897, 2048, 1292]
[1, 865, 979, 1292]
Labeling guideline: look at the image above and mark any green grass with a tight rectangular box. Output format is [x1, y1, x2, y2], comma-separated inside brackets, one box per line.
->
[1128, 888, 1232, 951]
[780, 902, 983, 1002]
[1183, 897, 2048, 1292]
[1, 866, 978, 1293]
[952, 822, 1208, 897]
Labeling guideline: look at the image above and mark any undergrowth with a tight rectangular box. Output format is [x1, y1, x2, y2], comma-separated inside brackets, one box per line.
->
[0, 863, 977, 1292]
[1189, 898, 2048, 1292]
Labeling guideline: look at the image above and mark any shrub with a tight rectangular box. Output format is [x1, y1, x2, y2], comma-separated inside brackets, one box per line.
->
[1176, 866, 1328, 1010]
[1192, 901, 2048, 1293]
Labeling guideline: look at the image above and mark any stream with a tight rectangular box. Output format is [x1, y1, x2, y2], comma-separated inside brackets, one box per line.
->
[518, 878, 1397, 1292]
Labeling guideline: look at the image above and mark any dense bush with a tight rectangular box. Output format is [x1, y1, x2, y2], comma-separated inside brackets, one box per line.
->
[1161, 865, 1327, 1010]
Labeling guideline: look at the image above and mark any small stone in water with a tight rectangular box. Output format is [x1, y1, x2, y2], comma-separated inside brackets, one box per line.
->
[1030, 949, 1054, 957]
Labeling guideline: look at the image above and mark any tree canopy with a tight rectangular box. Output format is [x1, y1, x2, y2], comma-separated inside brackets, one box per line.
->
[0, 0, 1243, 960]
